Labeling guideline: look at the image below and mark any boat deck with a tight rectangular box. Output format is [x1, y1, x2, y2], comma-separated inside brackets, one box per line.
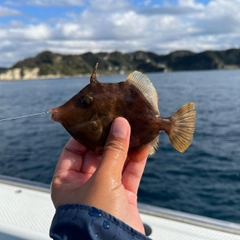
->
[0, 176, 240, 240]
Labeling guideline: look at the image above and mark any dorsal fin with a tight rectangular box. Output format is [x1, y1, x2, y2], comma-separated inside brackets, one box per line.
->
[90, 63, 99, 84]
[126, 71, 159, 113]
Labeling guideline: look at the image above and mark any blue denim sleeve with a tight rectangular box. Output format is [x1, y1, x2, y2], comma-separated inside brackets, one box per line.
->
[50, 204, 152, 240]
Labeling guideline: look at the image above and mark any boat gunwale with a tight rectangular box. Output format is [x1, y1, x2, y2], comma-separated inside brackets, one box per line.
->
[1, 174, 240, 236]
[0, 174, 50, 193]
[138, 203, 240, 235]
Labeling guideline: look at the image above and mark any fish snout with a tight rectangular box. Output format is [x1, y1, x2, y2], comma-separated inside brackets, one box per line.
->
[49, 107, 61, 122]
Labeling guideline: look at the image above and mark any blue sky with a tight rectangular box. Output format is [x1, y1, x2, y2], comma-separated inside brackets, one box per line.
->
[0, 0, 239, 67]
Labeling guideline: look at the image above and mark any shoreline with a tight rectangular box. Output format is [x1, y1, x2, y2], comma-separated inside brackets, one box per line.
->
[0, 66, 239, 82]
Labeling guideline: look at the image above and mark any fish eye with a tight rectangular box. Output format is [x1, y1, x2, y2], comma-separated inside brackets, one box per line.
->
[79, 95, 93, 107]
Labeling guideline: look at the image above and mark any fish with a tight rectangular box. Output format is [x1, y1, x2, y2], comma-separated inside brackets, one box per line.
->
[50, 63, 196, 155]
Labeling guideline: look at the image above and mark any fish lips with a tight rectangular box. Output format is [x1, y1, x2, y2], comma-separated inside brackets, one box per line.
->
[49, 107, 61, 122]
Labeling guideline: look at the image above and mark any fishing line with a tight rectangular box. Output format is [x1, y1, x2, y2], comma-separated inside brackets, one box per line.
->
[0, 111, 50, 122]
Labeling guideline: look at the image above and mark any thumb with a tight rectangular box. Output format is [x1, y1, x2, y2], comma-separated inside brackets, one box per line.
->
[97, 117, 131, 181]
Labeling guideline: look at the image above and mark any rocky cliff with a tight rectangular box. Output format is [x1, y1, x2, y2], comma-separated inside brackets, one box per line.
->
[0, 48, 240, 80]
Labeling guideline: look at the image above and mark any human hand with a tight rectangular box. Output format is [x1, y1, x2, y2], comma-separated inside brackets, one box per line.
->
[51, 117, 150, 234]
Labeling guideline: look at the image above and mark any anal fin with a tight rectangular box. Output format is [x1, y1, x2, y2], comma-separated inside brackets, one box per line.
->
[149, 135, 159, 155]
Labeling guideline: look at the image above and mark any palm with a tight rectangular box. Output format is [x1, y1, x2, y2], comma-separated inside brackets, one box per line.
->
[51, 119, 150, 234]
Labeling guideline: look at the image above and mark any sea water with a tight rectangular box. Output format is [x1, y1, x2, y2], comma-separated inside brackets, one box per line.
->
[0, 69, 239, 223]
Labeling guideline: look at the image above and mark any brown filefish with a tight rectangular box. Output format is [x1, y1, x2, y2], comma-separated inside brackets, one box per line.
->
[50, 64, 196, 155]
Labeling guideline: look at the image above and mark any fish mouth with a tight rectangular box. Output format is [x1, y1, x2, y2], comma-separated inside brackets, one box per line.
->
[49, 107, 60, 122]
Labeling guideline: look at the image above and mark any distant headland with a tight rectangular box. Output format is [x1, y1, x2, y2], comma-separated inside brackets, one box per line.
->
[0, 48, 240, 81]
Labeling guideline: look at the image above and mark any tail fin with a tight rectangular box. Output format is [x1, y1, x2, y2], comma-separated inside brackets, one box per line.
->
[168, 102, 196, 153]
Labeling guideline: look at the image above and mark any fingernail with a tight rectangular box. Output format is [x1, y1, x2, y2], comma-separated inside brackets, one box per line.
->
[111, 119, 128, 138]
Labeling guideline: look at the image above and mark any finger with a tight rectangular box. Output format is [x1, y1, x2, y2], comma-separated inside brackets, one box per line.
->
[55, 138, 101, 175]
[79, 150, 101, 174]
[122, 144, 150, 194]
[96, 117, 130, 181]
[54, 138, 85, 174]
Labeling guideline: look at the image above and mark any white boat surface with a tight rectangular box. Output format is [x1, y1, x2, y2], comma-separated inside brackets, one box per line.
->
[0, 175, 240, 240]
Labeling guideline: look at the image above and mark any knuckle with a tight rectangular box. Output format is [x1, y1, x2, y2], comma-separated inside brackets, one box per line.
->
[105, 139, 127, 155]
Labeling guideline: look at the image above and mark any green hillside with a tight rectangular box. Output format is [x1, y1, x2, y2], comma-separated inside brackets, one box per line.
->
[1, 48, 240, 79]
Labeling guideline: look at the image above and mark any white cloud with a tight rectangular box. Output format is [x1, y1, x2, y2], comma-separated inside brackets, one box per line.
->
[58, 23, 94, 39]
[25, 24, 51, 39]
[0, 5, 20, 16]
[178, 0, 200, 7]
[0, 0, 240, 67]
[0, 24, 51, 41]
[89, 0, 130, 11]
[5, 0, 85, 6]
[191, 0, 240, 35]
